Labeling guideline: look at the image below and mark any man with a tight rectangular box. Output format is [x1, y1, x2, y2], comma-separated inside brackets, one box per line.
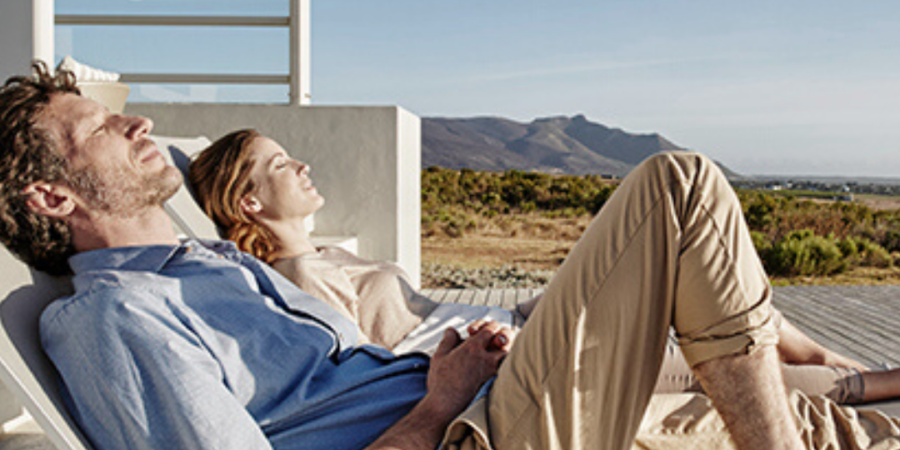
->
[0, 62, 804, 450]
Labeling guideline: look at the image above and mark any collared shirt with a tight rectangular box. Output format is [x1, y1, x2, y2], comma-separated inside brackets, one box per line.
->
[40, 240, 430, 450]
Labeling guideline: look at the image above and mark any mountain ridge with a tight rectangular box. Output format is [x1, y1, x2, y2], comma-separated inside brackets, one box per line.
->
[422, 114, 737, 178]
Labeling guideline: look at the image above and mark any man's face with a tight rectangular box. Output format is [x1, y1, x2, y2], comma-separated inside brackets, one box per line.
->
[36, 93, 181, 216]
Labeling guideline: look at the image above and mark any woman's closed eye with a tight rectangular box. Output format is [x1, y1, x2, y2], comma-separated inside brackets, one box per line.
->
[273, 156, 289, 170]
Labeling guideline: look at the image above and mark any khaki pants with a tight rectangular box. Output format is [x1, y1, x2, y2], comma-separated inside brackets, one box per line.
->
[654, 329, 865, 404]
[486, 151, 778, 450]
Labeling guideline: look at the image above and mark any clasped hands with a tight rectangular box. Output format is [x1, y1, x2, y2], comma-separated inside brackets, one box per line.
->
[423, 320, 517, 420]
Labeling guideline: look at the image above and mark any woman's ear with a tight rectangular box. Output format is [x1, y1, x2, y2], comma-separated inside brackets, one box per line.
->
[21, 182, 76, 219]
[240, 195, 263, 216]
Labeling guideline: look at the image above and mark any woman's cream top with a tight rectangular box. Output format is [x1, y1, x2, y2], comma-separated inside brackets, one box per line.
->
[271, 246, 437, 349]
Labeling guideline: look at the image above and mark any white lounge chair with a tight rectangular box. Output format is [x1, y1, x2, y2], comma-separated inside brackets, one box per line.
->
[0, 246, 91, 450]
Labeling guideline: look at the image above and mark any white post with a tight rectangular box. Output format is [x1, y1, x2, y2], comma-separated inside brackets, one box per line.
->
[289, 0, 311, 105]
[0, 0, 55, 82]
[0, 0, 54, 428]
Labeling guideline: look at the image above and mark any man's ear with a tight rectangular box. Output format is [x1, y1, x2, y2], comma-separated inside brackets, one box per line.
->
[239, 195, 263, 216]
[21, 182, 77, 219]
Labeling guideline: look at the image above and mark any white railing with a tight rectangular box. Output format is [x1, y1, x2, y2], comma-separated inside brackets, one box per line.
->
[55, 0, 310, 105]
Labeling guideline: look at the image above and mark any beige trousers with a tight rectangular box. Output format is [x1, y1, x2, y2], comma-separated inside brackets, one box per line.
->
[654, 331, 865, 404]
[485, 151, 778, 450]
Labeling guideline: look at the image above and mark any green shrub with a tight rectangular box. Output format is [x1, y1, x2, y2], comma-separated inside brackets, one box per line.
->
[765, 230, 847, 276]
[750, 231, 772, 259]
[421, 166, 618, 224]
[882, 229, 900, 253]
[837, 238, 859, 261]
[856, 237, 893, 268]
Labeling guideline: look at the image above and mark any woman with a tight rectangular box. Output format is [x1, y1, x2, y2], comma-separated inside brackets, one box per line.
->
[188, 129, 519, 353]
[189, 129, 900, 404]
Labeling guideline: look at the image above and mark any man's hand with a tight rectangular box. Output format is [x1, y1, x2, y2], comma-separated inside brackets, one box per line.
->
[363, 320, 513, 450]
[424, 321, 514, 419]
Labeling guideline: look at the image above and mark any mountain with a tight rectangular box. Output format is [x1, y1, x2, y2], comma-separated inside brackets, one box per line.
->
[422, 114, 737, 178]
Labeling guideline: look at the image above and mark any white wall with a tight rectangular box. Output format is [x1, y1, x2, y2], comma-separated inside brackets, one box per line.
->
[0, 0, 54, 83]
[128, 103, 422, 287]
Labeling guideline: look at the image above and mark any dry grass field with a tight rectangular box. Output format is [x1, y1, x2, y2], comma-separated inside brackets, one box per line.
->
[422, 213, 590, 271]
[422, 194, 900, 288]
[856, 194, 900, 211]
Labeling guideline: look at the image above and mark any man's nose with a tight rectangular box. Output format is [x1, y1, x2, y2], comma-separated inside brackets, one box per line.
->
[124, 115, 154, 140]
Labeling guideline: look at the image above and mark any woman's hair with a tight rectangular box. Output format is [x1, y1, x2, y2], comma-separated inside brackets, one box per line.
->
[188, 129, 280, 262]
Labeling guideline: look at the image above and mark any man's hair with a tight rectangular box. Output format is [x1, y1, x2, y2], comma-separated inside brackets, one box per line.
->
[0, 61, 81, 275]
[188, 129, 281, 263]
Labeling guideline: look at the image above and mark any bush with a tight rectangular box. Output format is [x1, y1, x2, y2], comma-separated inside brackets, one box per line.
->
[421, 166, 618, 238]
[750, 231, 773, 260]
[837, 238, 859, 261]
[881, 229, 900, 253]
[765, 230, 847, 277]
[856, 237, 893, 268]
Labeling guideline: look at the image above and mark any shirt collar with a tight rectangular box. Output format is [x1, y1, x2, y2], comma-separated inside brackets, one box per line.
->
[68, 244, 183, 275]
[68, 239, 245, 275]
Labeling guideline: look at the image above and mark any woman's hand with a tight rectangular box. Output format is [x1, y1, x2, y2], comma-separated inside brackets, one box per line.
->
[467, 319, 517, 352]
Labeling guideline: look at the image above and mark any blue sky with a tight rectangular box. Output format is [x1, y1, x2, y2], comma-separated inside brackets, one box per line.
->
[56, 0, 900, 178]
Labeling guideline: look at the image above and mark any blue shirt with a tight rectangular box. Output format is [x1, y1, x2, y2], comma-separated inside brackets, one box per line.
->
[40, 240, 431, 450]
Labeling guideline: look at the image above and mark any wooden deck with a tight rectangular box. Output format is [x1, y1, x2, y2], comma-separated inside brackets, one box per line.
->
[421, 285, 900, 416]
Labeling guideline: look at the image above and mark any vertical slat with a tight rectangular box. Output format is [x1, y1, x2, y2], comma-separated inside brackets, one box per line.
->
[289, 0, 311, 105]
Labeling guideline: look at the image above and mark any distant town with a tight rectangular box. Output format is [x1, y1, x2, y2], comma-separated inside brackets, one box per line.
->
[732, 177, 900, 200]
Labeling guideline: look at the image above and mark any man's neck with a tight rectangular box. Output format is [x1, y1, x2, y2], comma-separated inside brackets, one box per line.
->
[72, 206, 180, 253]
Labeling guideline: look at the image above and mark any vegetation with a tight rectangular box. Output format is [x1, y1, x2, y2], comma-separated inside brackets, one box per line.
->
[422, 166, 615, 238]
[739, 190, 899, 278]
[422, 167, 900, 286]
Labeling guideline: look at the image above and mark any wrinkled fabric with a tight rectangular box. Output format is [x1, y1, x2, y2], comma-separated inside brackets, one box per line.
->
[632, 392, 900, 450]
[42, 240, 430, 450]
[445, 393, 900, 450]
[484, 152, 777, 450]
[273, 246, 437, 349]
[654, 336, 867, 403]
[443, 152, 899, 450]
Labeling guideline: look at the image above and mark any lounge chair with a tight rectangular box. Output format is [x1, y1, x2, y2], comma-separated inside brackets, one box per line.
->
[0, 245, 91, 449]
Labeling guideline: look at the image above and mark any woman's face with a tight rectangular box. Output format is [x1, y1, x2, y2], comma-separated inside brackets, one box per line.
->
[242, 136, 325, 221]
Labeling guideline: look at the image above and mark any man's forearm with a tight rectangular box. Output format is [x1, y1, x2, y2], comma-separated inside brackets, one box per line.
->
[367, 324, 510, 450]
[694, 345, 805, 450]
[363, 394, 456, 450]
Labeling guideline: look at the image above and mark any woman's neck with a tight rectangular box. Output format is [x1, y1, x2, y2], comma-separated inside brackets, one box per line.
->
[263, 217, 317, 260]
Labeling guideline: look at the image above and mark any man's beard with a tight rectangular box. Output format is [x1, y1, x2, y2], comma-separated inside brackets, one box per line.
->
[68, 164, 182, 218]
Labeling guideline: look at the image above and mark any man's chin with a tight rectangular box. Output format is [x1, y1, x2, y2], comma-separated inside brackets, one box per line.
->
[148, 166, 185, 206]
